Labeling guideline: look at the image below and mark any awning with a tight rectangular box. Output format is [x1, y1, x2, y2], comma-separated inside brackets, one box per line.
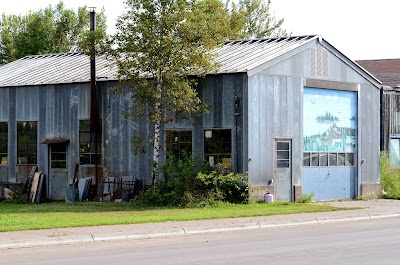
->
[41, 138, 70, 144]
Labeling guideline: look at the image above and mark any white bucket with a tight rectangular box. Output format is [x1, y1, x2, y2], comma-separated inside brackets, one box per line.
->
[264, 193, 274, 202]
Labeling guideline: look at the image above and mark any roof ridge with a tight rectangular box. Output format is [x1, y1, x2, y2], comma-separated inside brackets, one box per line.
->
[224, 35, 318, 45]
[22, 52, 83, 60]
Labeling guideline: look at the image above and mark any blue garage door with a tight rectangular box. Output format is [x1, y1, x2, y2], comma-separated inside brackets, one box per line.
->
[303, 87, 357, 200]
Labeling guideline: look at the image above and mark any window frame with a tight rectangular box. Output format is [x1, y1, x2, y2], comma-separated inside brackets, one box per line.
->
[204, 128, 232, 168]
[165, 129, 193, 160]
[17, 121, 37, 165]
[0, 122, 7, 165]
[79, 120, 102, 165]
[303, 152, 355, 167]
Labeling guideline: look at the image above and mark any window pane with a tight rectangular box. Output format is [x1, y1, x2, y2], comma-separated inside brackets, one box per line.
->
[204, 129, 231, 155]
[17, 121, 37, 165]
[277, 160, 289, 168]
[311, 153, 319, 166]
[79, 120, 102, 165]
[277, 142, 289, 151]
[329, 153, 337, 166]
[338, 153, 346, 166]
[277, 151, 289, 160]
[346, 153, 354, 166]
[51, 161, 66, 168]
[389, 138, 400, 166]
[303, 153, 310, 166]
[320, 153, 328, 166]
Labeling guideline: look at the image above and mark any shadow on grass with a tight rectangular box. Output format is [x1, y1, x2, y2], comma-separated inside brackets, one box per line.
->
[0, 201, 163, 214]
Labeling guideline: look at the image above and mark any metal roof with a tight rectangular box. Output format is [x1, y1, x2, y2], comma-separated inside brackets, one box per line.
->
[0, 53, 118, 87]
[215, 35, 318, 74]
[0, 35, 380, 88]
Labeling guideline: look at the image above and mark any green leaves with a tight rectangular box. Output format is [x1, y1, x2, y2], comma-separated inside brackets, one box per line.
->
[0, 1, 108, 65]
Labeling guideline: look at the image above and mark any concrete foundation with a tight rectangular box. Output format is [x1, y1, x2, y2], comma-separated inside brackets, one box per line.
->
[361, 182, 382, 197]
[250, 185, 275, 202]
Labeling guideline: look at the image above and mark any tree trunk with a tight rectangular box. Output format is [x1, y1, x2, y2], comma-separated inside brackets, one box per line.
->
[152, 74, 162, 186]
[152, 117, 161, 185]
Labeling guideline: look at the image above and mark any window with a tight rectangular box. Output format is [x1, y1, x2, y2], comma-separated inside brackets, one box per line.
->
[79, 120, 101, 165]
[204, 129, 231, 167]
[0, 122, 7, 165]
[166, 130, 192, 159]
[51, 143, 67, 169]
[303, 152, 354, 167]
[389, 135, 400, 166]
[276, 141, 290, 168]
[17, 121, 37, 164]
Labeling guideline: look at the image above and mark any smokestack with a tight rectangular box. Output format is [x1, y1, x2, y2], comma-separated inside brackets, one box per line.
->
[89, 7, 99, 196]
[89, 7, 96, 131]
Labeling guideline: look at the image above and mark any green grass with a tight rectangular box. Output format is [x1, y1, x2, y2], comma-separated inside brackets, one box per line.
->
[0, 201, 346, 232]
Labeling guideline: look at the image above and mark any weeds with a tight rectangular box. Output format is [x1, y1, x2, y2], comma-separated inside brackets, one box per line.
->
[380, 152, 400, 199]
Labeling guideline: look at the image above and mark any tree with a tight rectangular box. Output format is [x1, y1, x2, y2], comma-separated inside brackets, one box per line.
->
[0, 1, 107, 65]
[112, 0, 230, 184]
[226, 0, 288, 39]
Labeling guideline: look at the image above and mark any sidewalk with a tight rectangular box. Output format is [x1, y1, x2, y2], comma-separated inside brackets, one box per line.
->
[1, 199, 400, 250]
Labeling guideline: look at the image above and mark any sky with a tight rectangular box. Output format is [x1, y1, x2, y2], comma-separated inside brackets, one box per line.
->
[1, 0, 398, 60]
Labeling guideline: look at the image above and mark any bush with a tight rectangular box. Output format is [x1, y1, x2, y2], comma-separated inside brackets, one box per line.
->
[133, 153, 205, 206]
[380, 152, 400, 199]
[133, 155, 249, 207]
[197, 165, 249, 204]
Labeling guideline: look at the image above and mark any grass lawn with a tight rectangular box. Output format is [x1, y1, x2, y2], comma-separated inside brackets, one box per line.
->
[0, 202, 348, 232]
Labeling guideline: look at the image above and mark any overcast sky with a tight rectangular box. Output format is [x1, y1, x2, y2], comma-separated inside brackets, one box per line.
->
[1, 0, 398, 60]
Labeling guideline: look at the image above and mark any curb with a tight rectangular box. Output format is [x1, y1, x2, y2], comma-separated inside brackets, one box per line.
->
[1, 213, 400, 250]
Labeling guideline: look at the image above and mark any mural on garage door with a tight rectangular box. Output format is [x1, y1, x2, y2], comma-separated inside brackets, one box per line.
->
[303, 87, 357, 200]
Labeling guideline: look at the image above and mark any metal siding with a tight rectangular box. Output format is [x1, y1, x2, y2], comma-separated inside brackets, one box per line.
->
[359, 84, 380, 183]
[248, 75, 260, 185]
[8, 88, 16, 182]
[16, 87, 39, 121]
[78, 86, 90, 120]
[0, 88, 9, 121]
[260, 44, 375, 86]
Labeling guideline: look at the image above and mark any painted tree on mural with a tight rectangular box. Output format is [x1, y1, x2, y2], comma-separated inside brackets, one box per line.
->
[0, 1, 107, 65]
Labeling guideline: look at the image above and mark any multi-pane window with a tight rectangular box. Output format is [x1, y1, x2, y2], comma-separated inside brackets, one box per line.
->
[166, 130, 192, 159]
[51, 143, 67, 169]
[276, 141, 290, 168]
[303, 152, 354, 167]
[0, 122, 7, 165]
[204, 129, 231, 167]
[17, 121, 37, 164]
[79, 120, 101, 165]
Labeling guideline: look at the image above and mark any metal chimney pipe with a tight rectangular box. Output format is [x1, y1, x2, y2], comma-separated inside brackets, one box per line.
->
[89, 7, 96, 132]
[89, 7, 99, 196]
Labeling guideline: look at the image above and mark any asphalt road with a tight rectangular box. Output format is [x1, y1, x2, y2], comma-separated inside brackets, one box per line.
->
[2, 217, 400, 265]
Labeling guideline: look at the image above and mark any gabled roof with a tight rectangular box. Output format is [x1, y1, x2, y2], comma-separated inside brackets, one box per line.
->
[356, 59, 400, 87]
[0, 35, 381, 88]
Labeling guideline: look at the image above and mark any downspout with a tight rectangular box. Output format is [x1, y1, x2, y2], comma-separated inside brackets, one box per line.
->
[234, 96, 239, 173]
[89, 8, 98, 194]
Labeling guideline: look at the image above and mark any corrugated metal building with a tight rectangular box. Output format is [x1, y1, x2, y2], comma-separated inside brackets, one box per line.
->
[0, 35, 382, 201]
[357, 59, 400, 165]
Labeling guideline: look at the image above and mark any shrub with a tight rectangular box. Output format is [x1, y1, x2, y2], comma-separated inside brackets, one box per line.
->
[298, 192, 314, 203]
[133, 155, 249, 206]
[380, 152, 400, 199]
[197, 165, 249, 204]
[133, 153, 207, 207]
